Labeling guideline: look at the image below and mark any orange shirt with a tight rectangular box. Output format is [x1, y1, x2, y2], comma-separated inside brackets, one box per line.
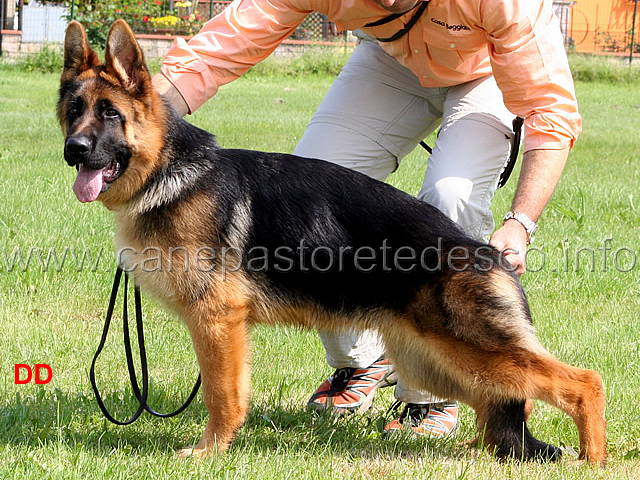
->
[161, 0, 581, 152]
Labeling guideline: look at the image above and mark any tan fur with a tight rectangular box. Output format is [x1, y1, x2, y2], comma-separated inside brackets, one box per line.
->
[59, 20, 608, 464]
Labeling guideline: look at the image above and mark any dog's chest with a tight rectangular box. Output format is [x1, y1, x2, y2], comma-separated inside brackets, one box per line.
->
[113, 217, 213, 312]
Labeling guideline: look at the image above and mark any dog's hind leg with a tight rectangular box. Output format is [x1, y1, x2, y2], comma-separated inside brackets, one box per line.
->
[448, 347, 607, 465]
[433, 267, 606, 464]
[473, 398, 562, 462]
[516, 354, 607, 464]
[383, 332, 563, 462]
[178, 301, 251, 458]
[383, 322, 606, 464]
[464, 398, 534, 451]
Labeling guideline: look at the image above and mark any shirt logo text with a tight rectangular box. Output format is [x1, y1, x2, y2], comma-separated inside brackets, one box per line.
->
[431, 18, 471, 32]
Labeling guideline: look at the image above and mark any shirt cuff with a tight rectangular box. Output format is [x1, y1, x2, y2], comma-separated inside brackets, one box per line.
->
[160, 37, 220, 114]
[523, 112, 582, 152]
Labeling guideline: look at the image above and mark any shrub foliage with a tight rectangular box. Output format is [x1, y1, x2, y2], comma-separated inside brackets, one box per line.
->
[64, 1, 204, 48]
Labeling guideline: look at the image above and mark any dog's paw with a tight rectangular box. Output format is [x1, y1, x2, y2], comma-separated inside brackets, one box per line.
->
[459, 435, 480, 448]
[177, 441, 229, 459]
[176, 446, 210, 459]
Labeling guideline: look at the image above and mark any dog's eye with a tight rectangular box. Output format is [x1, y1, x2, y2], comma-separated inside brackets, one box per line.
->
[105, 107, 120, 118]
[68, 105, 79, 117]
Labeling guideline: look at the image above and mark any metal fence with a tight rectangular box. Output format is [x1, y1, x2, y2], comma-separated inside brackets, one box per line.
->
[1, 1, 346, 44]
[568, 0, 640, 55]
[3, 1, 639, 55]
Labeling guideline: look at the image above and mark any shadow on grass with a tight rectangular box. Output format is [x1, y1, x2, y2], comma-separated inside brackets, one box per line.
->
[0, 387, 207, 456]
[0, 387, 472, 461]
[233, 401, 472, 461]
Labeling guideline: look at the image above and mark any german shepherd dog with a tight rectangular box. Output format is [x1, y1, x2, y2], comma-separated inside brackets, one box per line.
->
[58, 20, 607, 464]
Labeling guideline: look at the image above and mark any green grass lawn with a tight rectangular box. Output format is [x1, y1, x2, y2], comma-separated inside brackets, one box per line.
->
[0, 58, 639, 479]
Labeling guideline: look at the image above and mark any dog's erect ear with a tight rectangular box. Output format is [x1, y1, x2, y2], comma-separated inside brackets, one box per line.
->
[62, 20, 101, 77]
[105, 19, 151, 96]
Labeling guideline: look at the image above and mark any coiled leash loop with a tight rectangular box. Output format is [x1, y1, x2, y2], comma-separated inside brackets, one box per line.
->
[90, 266, 201, 425]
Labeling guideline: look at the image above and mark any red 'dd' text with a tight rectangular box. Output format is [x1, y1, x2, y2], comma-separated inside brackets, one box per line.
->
[14, 364, 52, 385]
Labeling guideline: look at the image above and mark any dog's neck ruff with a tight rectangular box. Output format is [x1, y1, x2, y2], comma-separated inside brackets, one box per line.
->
[125, 155, 211, 216]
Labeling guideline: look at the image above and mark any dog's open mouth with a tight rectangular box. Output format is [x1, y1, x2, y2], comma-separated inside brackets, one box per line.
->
[73, 160, 121, 203]
[103, 160, 121, 184]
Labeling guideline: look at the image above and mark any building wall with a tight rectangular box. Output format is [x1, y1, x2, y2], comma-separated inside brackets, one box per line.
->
[0, 31, 353, 60]
[1, 30, 43, 57]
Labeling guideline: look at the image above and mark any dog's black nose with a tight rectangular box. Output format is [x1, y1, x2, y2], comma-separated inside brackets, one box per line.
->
[65, 136, 92, 165]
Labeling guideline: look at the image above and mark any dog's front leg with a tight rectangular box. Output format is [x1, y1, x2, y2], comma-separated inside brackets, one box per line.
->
[178, 304, 251, 458]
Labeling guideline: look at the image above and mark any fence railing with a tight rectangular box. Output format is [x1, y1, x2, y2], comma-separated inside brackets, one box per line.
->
[1, 1, 348, 46]
[2, 1, 639, 60]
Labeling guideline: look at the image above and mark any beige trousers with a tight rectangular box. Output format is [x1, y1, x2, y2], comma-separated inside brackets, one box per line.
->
[293, 37, 516, 404]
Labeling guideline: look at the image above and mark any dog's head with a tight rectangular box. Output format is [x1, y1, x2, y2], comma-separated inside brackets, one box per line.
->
[58, 20, 166, 209]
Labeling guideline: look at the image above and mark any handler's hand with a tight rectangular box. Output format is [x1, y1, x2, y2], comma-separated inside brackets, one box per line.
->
[489, 220, 529, 277]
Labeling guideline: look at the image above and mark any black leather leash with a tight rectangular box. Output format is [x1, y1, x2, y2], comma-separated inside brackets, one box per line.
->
[90, 266, 201, 425]
[497, 115, 524, 189]
[416, 116, 523, 190]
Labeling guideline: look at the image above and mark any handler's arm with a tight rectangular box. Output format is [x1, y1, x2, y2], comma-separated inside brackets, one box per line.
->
[151, 0, 313, 115]
[153, 73, 189, 116]
[489, 146, 569, 276]
[482, 0, 578, 275]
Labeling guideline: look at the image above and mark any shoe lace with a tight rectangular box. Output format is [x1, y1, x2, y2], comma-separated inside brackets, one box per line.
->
[329, 367, 356, 392]
[388, 402, 431, 427]
[405, 403, 431, 427]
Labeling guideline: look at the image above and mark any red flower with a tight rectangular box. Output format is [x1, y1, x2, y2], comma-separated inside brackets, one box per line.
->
[155, 0, 161, 4]
[143, 15, 149, 22]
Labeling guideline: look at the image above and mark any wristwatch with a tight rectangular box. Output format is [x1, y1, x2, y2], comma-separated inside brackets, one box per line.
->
[503, 211, 538, 245]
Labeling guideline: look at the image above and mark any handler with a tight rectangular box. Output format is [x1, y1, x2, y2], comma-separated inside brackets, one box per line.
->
[152, 0, 580, 438]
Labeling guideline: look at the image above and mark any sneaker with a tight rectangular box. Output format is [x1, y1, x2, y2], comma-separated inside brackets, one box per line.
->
[307, 357, 397, 415]
[383, 401, 459, 438]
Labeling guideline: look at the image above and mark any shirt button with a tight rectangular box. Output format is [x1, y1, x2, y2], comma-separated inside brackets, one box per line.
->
[449, 43, 456, 48]
[414, 49, 420, 53]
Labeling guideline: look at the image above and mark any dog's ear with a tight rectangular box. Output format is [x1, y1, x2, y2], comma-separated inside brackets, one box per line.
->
[62, 20, 101, 77]
[105, 19, 151, 96]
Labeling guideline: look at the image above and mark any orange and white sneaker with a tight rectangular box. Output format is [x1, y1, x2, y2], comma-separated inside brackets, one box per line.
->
[307, 357, 397, 415]
[383, 402, 459, 438]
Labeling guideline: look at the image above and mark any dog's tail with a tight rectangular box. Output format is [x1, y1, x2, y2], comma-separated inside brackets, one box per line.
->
[480, 399, 562, 462]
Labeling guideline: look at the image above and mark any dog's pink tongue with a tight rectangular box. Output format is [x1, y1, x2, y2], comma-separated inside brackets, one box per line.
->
[73, 165, 103, 203]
